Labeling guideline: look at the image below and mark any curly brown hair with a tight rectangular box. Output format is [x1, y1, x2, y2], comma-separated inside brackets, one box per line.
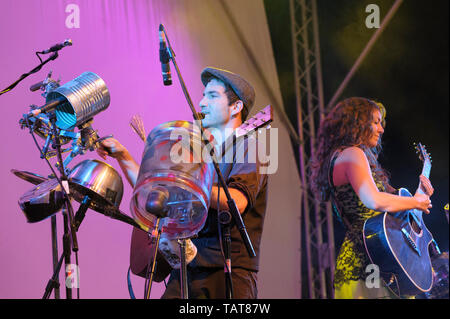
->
[310, 97, 393, 201]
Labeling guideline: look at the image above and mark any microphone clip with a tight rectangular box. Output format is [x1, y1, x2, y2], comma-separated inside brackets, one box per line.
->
[39, 39, 73, 55]
[30, 71, 61, 98]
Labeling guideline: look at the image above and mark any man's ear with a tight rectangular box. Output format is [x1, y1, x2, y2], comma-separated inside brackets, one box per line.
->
[230, 100, 244, 117]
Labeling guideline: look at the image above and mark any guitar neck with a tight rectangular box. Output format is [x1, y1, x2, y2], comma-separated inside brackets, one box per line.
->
[418, 158, 431, 196]
[421, 161, 431, 179]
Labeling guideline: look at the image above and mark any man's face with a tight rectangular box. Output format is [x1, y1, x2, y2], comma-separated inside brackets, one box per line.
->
[199, 79, 232, 129]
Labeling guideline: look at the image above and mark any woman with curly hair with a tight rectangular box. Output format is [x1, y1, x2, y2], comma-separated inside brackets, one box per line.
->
[310, 97, 434, 299]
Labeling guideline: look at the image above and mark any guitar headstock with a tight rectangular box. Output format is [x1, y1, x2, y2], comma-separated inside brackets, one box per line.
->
[414, 142, 432, 165]
[235, 105, 273, 139]
[414, 142, 432, 179]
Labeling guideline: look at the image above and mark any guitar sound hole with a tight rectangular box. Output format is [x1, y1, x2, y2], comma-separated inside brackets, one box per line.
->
[409, 214, 422, 234]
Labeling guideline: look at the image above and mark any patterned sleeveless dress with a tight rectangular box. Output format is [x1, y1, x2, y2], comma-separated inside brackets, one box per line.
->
[330, 150, 398, 299]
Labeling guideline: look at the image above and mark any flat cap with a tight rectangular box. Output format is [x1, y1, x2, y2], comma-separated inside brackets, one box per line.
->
[201, 67, 255, 114]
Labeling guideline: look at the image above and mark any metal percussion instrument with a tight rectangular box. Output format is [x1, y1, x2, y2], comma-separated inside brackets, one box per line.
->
[17, 159, 127, 224]
[14, 70, 122, 300]
[130, 120, 214, 240]
[68, 159, 123, 214]
[18, 178, 64, 223]
[45, 71, 110, 130]
[11, 169, 49, 185]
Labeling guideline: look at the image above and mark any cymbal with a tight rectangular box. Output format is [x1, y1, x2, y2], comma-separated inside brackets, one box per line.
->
[11, 169, 49, 185]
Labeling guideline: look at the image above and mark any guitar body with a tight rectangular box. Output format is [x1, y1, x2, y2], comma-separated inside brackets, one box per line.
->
[130, 227, 172, 282]
[363, 188, 434, 296]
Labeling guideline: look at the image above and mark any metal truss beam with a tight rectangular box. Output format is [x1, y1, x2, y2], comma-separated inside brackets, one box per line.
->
[289, 0, 335, 299]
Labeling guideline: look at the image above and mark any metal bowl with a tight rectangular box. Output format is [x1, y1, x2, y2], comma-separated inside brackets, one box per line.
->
[68, 159, 123, 214]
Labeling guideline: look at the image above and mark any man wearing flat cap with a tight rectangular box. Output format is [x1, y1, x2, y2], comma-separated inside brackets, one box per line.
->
[98, 67, 268, 299]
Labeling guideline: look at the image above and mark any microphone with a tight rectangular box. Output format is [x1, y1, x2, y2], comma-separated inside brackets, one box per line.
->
[159, 25, 172, 86]
[145, 186, 169, 218]
[40, 39, 73, 54]
[30, 81, 44, 92]
[27, 96, 67, 118]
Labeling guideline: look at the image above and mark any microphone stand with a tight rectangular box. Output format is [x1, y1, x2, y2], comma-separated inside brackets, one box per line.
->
[42, 113, 80, 299]
[0, 52, 58, 96]
[219, 209, 233, 299]
[43, 200, 87, 299]
[160, 24, 256, 299]
[50, 215, 60, 299]
[37, 126, 61, 299]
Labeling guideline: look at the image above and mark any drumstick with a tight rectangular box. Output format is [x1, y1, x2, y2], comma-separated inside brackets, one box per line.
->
[130, 114, 146, 142]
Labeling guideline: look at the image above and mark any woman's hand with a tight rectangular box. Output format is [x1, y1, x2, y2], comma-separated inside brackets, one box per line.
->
[414, 193, 432, 214]
[417, 174, 434, 197]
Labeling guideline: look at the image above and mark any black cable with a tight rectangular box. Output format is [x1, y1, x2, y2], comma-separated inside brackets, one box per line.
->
[216, 182, 228, 272]
[75, 251, 80, 299]
[0, 52, 57, 96]
[36, 51, 43, 64]
[127, 266, 136, 299]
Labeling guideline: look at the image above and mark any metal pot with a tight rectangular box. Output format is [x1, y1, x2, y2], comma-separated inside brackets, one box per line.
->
[68, 159, 123, 214]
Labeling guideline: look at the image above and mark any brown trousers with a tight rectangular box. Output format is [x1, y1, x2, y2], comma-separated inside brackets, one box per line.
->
[161, 266, 258, 299]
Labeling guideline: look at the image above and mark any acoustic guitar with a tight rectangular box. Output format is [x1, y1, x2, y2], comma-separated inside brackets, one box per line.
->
[363, 143, 437, 296]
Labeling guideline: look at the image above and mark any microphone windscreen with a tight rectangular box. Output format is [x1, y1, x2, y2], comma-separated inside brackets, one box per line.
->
[145, 187, 169, 218]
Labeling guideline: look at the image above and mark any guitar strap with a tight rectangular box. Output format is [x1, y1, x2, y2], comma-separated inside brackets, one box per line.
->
[328, 149, 353, 231]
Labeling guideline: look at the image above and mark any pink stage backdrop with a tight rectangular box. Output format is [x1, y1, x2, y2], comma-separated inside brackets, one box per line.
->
[0, 0, 302, 298]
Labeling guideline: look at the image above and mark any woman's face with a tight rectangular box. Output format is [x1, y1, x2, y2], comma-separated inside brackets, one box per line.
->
[367, 109, 384, 148]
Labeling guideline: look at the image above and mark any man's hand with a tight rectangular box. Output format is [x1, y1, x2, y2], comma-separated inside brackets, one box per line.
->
[96, 137, 128, 160]
[96, 137, 139, 187]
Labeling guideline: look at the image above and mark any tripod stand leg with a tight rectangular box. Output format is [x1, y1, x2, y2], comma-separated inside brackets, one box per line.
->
[144, 218, 162, 299]
[51, 215, 60, 299]
[223, 224, 233, 299]
[178, 239, 189, 299]
[43, 252, 64, 299]
[61, 204, 73, 299]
